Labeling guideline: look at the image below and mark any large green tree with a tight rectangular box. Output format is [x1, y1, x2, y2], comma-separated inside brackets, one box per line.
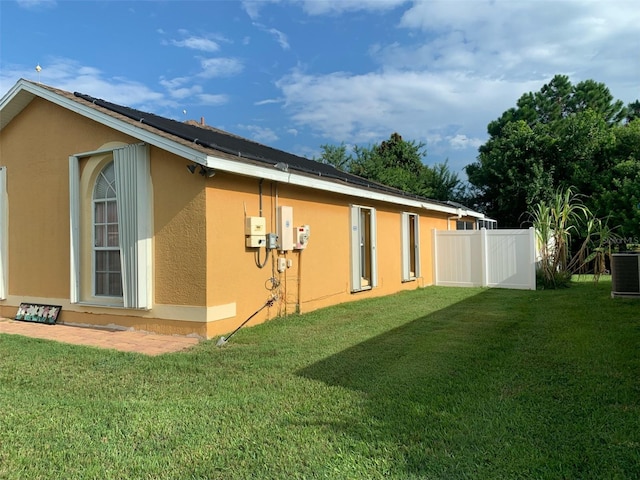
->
[317, 133, 462, 202]
[467, 74, 638, 237]
[350, 133, 427, 194]
[593, 119, 640, 241]
[318, 142, 351, 171]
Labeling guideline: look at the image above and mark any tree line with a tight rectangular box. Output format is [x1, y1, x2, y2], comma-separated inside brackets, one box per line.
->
[316, 132, 461, 202]
[316, 75, 640, 241]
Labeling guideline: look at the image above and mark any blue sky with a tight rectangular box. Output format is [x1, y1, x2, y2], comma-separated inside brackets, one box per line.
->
[1, 0, 638, 179]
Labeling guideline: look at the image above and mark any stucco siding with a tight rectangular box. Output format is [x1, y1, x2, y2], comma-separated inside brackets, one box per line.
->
[201, 176, 450, 336]
[1, 98, 134, 298]
[152, 147, 207, 307]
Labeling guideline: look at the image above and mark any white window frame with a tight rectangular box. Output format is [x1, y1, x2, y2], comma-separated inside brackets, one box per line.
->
[0, 166, 7, 300]
[456, 220, 475, 231]
[401, 212, 421, 282]
[92, 162, 122, 298]
[70, 143, 152, 309]
[350, 205, 377, 292]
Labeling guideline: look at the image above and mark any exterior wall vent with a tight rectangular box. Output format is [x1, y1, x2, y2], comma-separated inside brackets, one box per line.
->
[611, 253, 640, 298]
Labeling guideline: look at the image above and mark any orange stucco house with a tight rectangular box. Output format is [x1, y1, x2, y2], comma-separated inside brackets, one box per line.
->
[0, 79, 487, 338]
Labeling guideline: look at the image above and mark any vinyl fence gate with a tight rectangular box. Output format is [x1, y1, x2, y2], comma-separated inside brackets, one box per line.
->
[433, 228, 536, 290]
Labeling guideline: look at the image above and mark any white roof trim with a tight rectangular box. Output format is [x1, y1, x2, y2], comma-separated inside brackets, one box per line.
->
[1, 79, 485, 219]
[205, 153, 484, 217]
[1, 80, 209, 164]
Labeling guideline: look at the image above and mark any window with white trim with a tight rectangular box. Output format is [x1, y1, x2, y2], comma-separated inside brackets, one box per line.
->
[93, 162, 123, 297]
[70, 143, 153, 309]
[477, 218, 497, 230]
[401, 212, 420, 281]
[456, 220, 475, 230]
[350, 205, 377, 292]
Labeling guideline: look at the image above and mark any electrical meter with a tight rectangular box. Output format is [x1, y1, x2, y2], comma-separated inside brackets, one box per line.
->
[295, 225, 310, 249]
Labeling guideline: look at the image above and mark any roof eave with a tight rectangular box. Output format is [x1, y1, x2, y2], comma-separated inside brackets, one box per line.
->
[1, 79, 209, 164]
[204, 153, 476, 215]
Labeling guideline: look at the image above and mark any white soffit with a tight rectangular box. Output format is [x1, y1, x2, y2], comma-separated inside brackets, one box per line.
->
[204, 153, 477, 216]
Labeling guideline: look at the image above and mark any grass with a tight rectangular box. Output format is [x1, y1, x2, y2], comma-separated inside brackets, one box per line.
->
[1, 277, 639, 479]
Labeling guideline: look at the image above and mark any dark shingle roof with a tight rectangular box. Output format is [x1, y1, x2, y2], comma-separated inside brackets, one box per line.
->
[72, 90, 453, 206]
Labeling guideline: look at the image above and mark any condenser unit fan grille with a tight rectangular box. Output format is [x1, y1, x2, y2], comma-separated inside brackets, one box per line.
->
[611, 253, 640, 298]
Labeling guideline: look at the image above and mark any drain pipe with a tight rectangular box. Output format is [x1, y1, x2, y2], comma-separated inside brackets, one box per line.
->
[447, 208, 463, 230]
[296, 250, 302, 313]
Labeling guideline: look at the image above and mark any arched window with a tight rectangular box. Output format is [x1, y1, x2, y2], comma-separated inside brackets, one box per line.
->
[93, 162, 122, 297]
[70, 143, 151, 308]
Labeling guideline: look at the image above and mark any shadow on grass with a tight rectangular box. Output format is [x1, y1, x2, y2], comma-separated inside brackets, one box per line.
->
[295, 284, 639, 478]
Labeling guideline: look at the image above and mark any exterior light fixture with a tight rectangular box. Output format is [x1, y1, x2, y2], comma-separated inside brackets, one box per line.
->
[187, 163, 215, 177]
[199, 166, 216, 177]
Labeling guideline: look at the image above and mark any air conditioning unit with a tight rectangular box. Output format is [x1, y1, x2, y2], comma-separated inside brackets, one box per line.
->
[611, 253, 640, 298]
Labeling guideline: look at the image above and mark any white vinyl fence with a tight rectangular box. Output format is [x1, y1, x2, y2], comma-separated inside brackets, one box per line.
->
[433, 228, 536, 290]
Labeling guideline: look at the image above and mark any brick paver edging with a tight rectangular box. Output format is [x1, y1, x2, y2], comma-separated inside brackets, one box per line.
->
[0, 318, 200, 356]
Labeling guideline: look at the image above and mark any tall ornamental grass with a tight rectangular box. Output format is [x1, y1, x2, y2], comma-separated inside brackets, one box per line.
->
[530, 187, 618, 288]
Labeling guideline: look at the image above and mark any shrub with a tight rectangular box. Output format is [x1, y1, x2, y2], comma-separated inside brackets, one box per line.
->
[536, 268, 572, 289]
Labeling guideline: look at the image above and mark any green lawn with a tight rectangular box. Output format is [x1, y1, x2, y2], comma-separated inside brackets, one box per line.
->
[1, 277, 639, 479]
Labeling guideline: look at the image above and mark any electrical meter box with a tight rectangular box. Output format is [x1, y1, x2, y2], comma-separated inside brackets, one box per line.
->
[246, 235, 265, 248]
[245, 216, 266, 235]
[295, 225, 310, 249]
[278, 206, 294, 251]
[245, 216, 266, 248]
[266, 233, 278, 250]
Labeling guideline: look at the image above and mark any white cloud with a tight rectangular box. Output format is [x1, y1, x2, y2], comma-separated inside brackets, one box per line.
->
[241, 0, 270, 20]
[275, 68, 530, 147]
[159, 76, 191, 90]
[242, 0, 406, 19]
[170, 37, 221, 53]
[252, 22, 290, 50]
[167, 85, 203, 100]
[16, 0, 56, 10]
[199, 58, 244, 78]
[238, 124, 279, 143]
[198, 93, 229, 106]
[395, 0, 640, 88]
[255, 98, 283, 106]
[448, 134, 484, 150]
[268, 27, 290, 50]
[0, 57, 166, 109]
[295, 0, 406, 16]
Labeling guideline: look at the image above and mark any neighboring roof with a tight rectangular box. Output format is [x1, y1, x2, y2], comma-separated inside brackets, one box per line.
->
[0, 79, 486, 218]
